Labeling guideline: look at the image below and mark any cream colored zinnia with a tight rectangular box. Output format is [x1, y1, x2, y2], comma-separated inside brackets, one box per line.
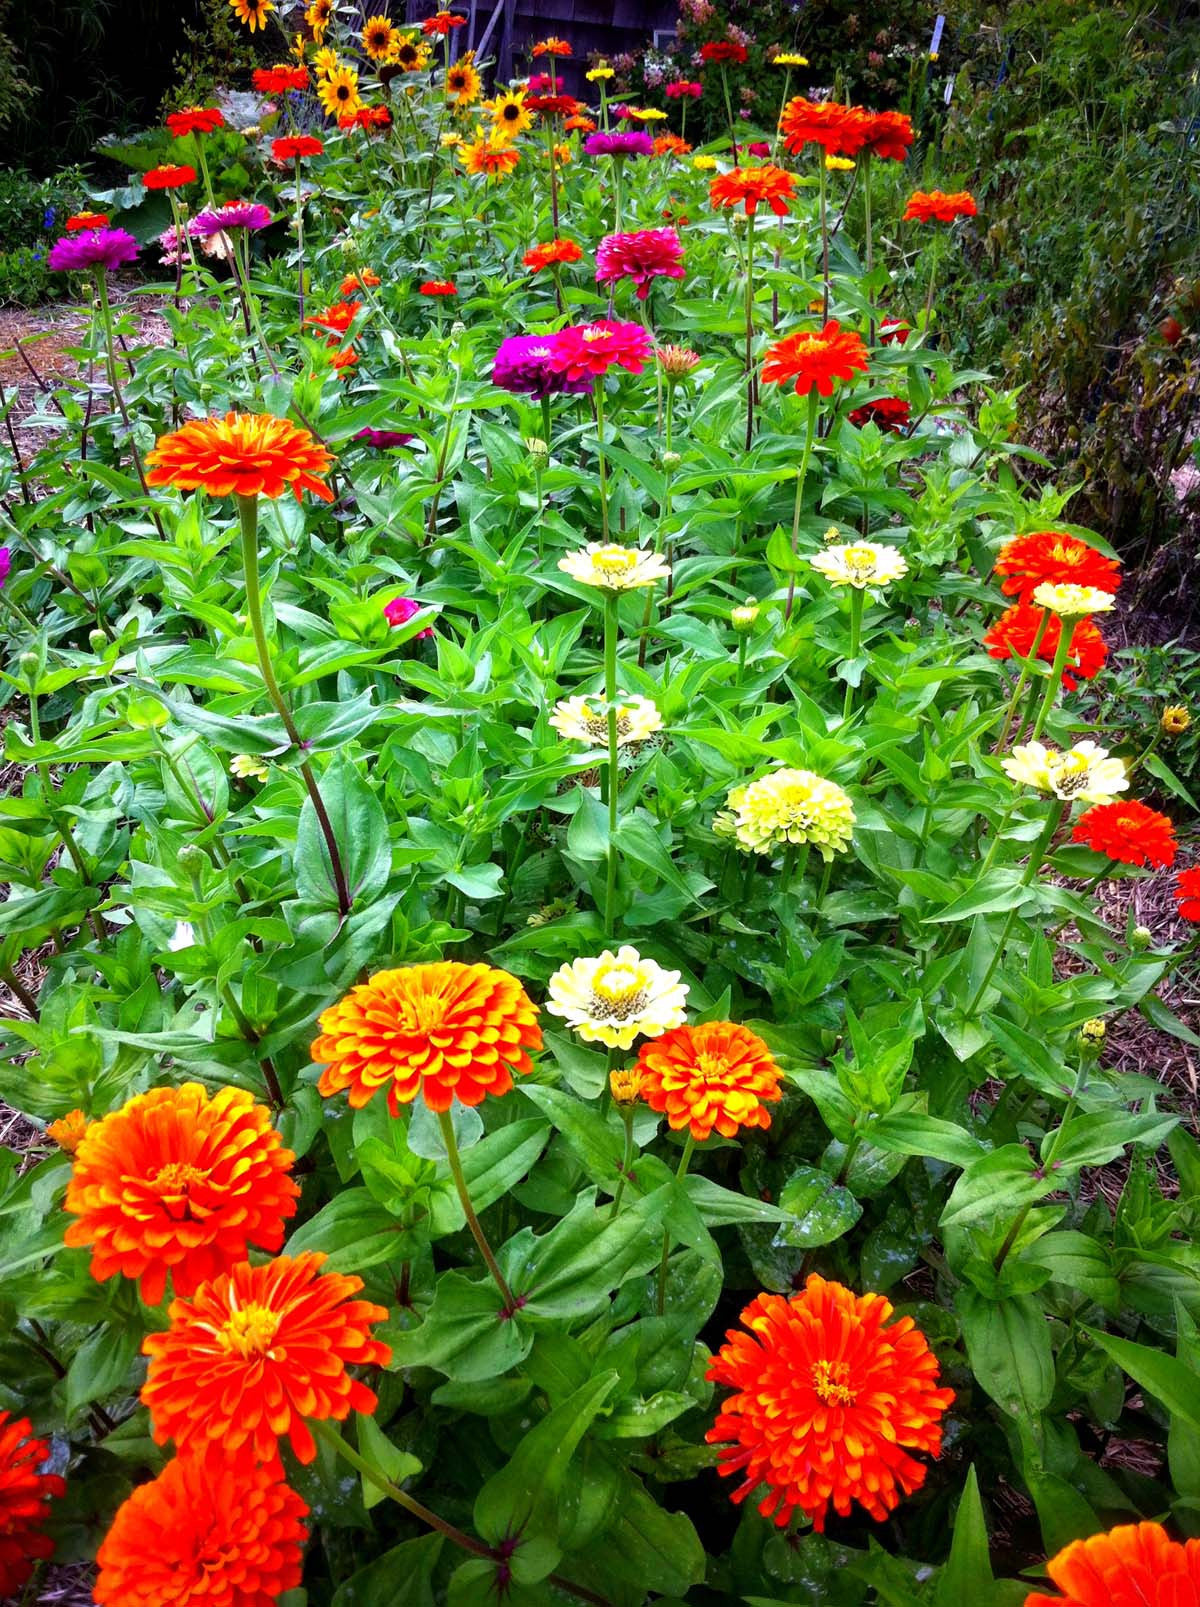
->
[549, 693, 663, 747]
[230, 754, 269, 782]
[809, 541, 908, 590]
[724, 768, 855, 860]
[1031, 581, 1115, 617]
[559, 543, 670, 592]
[1001, 740, 1128, 804]
[546, 946, 688, 1049]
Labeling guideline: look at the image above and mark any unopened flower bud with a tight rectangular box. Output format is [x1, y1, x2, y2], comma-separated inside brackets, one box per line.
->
[1130, 925, 1153, 951]
[1079, 1018, 1106, 1051]
[88, 629, 108, 654]
[657, 343, 700, 378]
[609, 1067, 644, 1106]
[731, 600, 759, 632]
[1162, 704, 1191, 736]
[19, 651, 38, 681]
[525, 436, 549, 458]
[661, 450, 682, 469]
[450, 320, 466, 338]
[177, 844, 207, 879]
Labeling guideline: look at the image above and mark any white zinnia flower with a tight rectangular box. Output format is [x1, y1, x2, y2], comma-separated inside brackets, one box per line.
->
[558, 543, 670, 592]
[809, 541, 908, 590]
[545, 945, 688, 1049]
[1031, 582, 1115, 617]
[549, 694, 663, 747]
[1001, 740, 1128, 804]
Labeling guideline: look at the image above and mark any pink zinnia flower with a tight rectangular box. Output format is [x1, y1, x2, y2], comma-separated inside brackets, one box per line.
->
[664, 79, 702, 99]
[0, 548, 10, 589]
[595, 229, 684, 300]
[383, 596, 433, 637]
[48, 228, 138, 274]
[356, 428, 415, 448]
[548, 320, 653, 381]
[584, 131, 654, 158]
[191, 202, 272, 235]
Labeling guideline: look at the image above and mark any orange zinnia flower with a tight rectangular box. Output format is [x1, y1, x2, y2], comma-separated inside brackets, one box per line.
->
[339, 267, 381, 296]
[143, 164, 197, 190]
[1072, 800, 1177, 869]
[312, 960, 542, 1114]
[142, 1252, 391, 1468]
[779, 97, 870, 156]
[635, 1021, 782, 1141]
[1176, 866, 1200, 922]
[307, 297, 361, 335]
[47, 1108, 88, 1151]
[1025, 1521, 1200, 1607]
[707, 1275, 953, 1531]
[63, 1083, 299, 1307]
[761, 321, 870, 397]
[903, 188, 977, 223]
[524, 237, 584, 272]
[459, 131, 520, 176]
[564, 114, 597, 133]
[861, 109, 914, 161]
[532, 35, 571, 55]
[994, 531, 1122, 601]
[95, 1456, 308, 1607]
[709, 164, 796, 217]
[146, 413, 334, 502]
[0, 1412, 65, 1597]
[653, 132, 692, 157]
[982, 601, 1107, 690]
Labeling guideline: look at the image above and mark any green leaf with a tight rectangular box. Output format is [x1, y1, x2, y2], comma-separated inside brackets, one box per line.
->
[958, 1289, 1054, 1417]
[775, 1165, 862, 1247]
[389, 1271, 531, 1382]
[505, 1187, 673, 1321]
[866, 1111, 987, 1168]
[1087, 1329, 1200, 1434]
[923, 869, 1033, 923]
[295, 754, 391, 912]
[285, 1189, 415, 1271]
[934, 1467, 994, 1607]
[65, 1324, 141, 1419]
[356, 1415, 422, 1511]
[940, 1146, 1046, 1230]
[331, 1535, 444, 1607]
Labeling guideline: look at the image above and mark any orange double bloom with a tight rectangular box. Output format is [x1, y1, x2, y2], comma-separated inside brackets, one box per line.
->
[147, 413, 334, 502]
[761, 321, 870, 397]
[709, 164, 796, 217]
[635, 1021, 781, 1141]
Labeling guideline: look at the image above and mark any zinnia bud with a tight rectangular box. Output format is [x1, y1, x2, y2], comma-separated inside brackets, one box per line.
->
[89, 629, 108, 653]
[1162, 705, 1191, 735]
[609, 1067, 644, 1106]
[177, 844, 207, 879]
[19, 651, 39, 682]
[1079, 1018, 1107, 1050]
[661, 450, 682, 469]
[525, 436, 549, 457]
[1130, 925, 1153, 950]
[731, 600, 759, 632]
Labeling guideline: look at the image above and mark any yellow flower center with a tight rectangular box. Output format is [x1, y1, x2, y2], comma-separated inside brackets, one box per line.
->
[590, 963, 649, 1019]
[1046, 752, 1093, 795]
[811, 1359, 856, 1406]
[841, 545, 879, 578]
[217, 1303, 282, 1359]
[592, 546, 637, 574]
[582, 328, 614, 344]
[152, 1161, 206, 1195]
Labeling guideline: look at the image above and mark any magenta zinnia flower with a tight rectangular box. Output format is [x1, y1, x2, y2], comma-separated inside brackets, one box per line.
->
[664, 80, 702, 99]
[356, 428, 415, 448]
[595, 229, 684, 301]
[383, 596, 434, 637]
[493, 334, 592, 399]
[191, 202, 272, 235]
[584, 131, 654, 158]
[0, 548, 10, 589]
[48, 228, 139, 274]
[548, 320, 653, 382]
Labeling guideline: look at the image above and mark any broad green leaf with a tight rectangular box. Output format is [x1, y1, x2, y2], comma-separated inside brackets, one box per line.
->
[958, 1289, 1054, 1417]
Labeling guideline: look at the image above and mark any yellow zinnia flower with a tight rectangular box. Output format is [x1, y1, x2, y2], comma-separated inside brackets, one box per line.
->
[546, 946, 688, 1050]
[609, 1067, 645, 1106]
[559, 543, 670, 592]
[1031, 582, 1116, 617]
[723, 769, 855, 860]
[809, 541, 908, 590]
[773, 52, 809, 66]
[1162, 705, 1191, 735]
[586, 64, 615, 81]
[825, 154, 856, 170]
[1000, 740, 1128, 805]
[228, 0, 274, 30]
[692, 154, 718, 170]
[230, 754, 270, 783]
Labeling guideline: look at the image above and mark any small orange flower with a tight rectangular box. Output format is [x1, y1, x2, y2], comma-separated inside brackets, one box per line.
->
[707, 1275, 954, 1531]
[329, 346, 359, 375]
[95, 1457, 308, 1607]
[524, 237, 584, 272]
[0, 1412, 65, 1597]
[142, 1252, 391, 1468]
[339, 267, 381, 296]
[1025, 1521, 1200, 1607]
[307, 297, 361, 335]
[313, 960, 542, 1114]
[635, 1021, 782, 1141]
[146, 413, 334, 502]
[762, 321, 870, 397]
[458, 129, 520, 176]
[564, 114, 597, 133]
[903, 188, 977, 223]
[709, 163, 796, 217]
[532, 35, 571, 55]
[779, 97, 870, 156]
[653, 132, 692, 157]
[63, 1083, 299, 1307]
[47, 1108, 88, 1152]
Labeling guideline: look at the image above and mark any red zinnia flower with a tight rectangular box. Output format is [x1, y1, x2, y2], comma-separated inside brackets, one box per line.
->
[307, 298, 361, 335]
[707, 1275, 953, 1532]
[982, 601, 1107, 691]
[761, 321, 870, 398]
[166, 105, 225, 137]
[635, 1021, 782, 1141]
[861, 109, 914, 161]
[66, 210, 109, 230]
[1175, 867, 1200, 922]
[142, 1252, 391, 1468]
[779, 97, 870, 156]
[526, 93, 583, 119]
[848, 396, 911, 431]
[63, 1081, 299, 1306]
[144, 164, 197, 190]
[1073, 800, 1177, 869]
[709, 164, 796, 217]
[0, 1412, 65, 1597]
[524, 238, 584, 273]
[419, 279, 457, 295]
[700, 40, 748, 65]
[253, 65, 310, 92]
[994, 531, 1122, 601]
[422, 9, 466, 33]
[95, 1458, 308, 1607]
[340, 268, 381, 296]
[1026, 1522, 1200, 1607]
[549, 319, 654, 380]
[664, 79, 702, 99]
[903, 188, 978, 223]
[595, 228, 685, 300]
[272, 134, 324, 161]
[879, 317, 910, 345]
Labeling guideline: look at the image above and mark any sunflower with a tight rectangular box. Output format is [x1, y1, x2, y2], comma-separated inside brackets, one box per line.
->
[304, 0, 332, 40]
[361, 14, 399, 59]
[446, 53, 481, 105]
[146, 413, 334, 503]
[489, 87, 534, 140]
[312, 961, 542, 1113]
[312, 45, 340, 76]
[228, 0, 275, 31]
[391, 33, 431, 70]
[318, 64, 365, 119]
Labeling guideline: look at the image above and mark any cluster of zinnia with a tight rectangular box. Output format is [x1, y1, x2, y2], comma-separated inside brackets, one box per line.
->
[494, 319, 652, 397]
[779, 98, 915, 162]
[306, 291, 364, 376]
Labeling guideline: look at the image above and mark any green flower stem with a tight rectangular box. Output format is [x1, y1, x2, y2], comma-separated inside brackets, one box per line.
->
[863, 153, 875, 342]
[783, 391, 820, 623]
[603, 590, 621, 937]
[193, 137, 218, 210]
[1128, 726, 1164, 777]
[993, 609, 1052, 750]
[923, 234, 941, 338]
[992, 1058, 1088, 1273]
[437, 1109, 517, 1311]
[772, 69, 793, 160]
[818, 154, 831, 321]
[1029, 613, 1078, 741]
[609, 1105, 637, 1220]
[736, 633, 749, 684]
[93, 271, 130, 423]
[656, 1133, 696, 1315]
[842, 586, 865, 720]
[1, 965, 39, 1021]
[979, 796, 1020, 875]
[612, 156, 624, 233]
[236, 495, 352, 918]
[293, 159, 306, 326]
[230, 235, 282, 379]
[544, 119, 561, 233]
[593, 378, 611, 542]
[815, 855, 834, 911]
[744, 205, 756, 450]
[966, 800, 1063, 1016]
[719, 66, 737, 153]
